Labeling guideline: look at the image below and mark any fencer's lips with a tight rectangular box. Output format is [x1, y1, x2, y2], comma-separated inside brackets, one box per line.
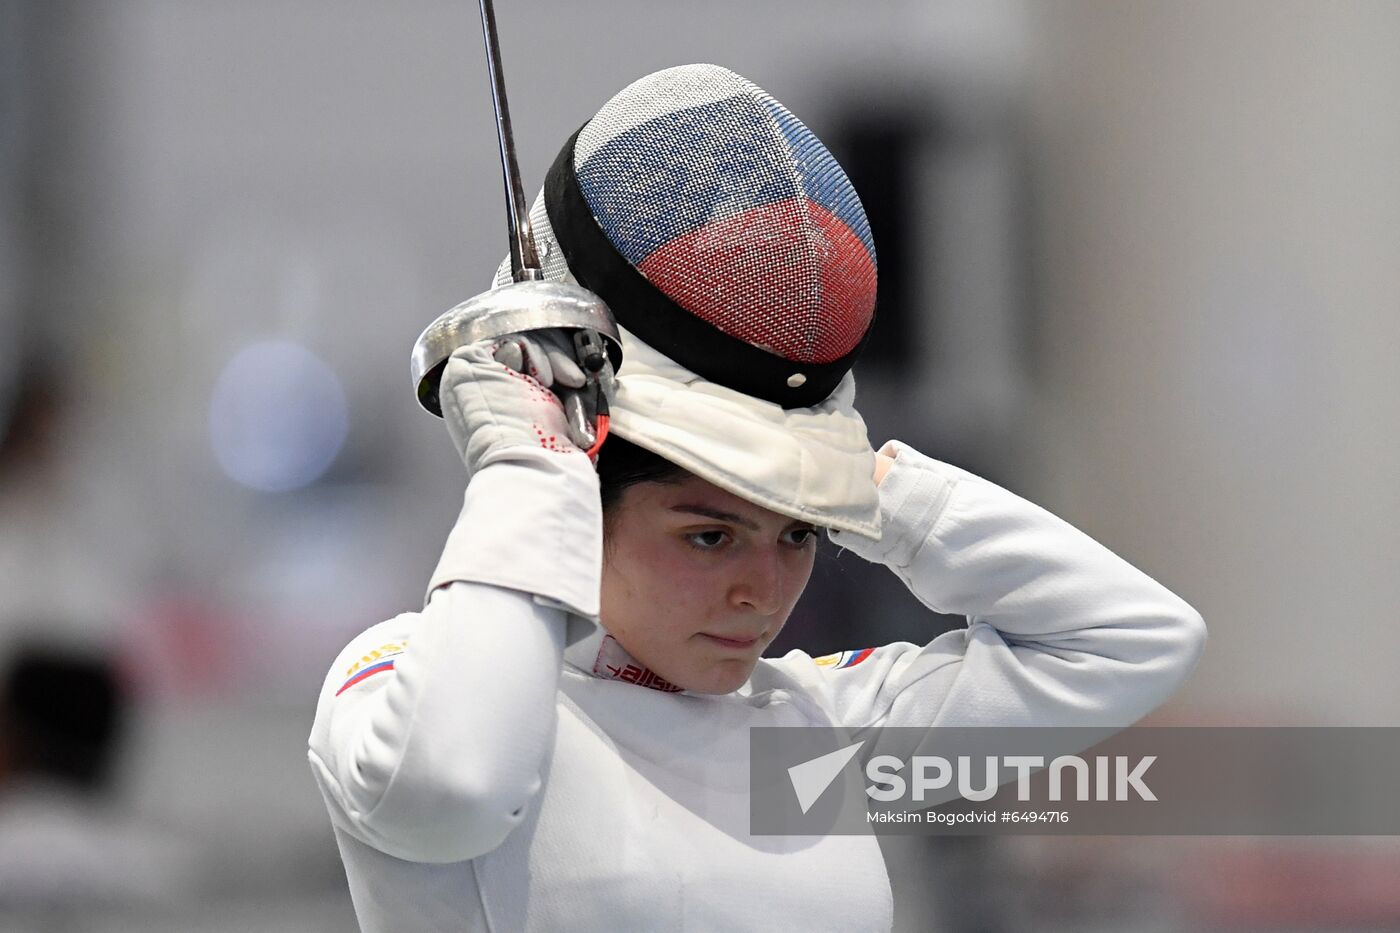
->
[701, 633, 762, 650]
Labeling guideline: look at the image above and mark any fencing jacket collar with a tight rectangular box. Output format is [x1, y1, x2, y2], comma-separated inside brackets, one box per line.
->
[564, 625, 691, 695]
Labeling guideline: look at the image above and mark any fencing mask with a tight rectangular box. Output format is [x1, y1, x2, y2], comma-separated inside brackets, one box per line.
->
[495, 63, 882, 537]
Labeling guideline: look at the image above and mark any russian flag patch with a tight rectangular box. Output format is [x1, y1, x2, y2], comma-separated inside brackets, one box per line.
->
[335, 639, 409, 697]
[813, 647, 875, 670]
[336, 660, 395, 696]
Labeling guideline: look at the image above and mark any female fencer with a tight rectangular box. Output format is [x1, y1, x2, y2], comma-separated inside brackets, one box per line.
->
[309, 64, 1205, 932]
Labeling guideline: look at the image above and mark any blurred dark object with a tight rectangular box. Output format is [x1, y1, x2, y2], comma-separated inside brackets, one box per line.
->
[0, 644, 206, 912]
[0, 360, 63, 476]
[830, 110, 924, 375]
[1, 645, 126, 792]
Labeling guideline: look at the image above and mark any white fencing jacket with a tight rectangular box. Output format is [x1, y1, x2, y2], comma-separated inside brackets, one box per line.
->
[308, 441, 1205, 931]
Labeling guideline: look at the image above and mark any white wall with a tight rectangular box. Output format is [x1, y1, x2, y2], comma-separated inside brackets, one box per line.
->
[1022, 0, 1400, 722]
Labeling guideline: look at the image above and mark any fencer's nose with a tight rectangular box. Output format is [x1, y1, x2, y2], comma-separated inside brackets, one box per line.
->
[728, 546, 787, 617]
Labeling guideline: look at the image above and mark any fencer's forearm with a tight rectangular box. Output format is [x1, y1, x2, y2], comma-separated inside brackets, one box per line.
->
[866, 445, 1202, 636]
[830, 442, 1206, 722]
[425, 449, 604, 619]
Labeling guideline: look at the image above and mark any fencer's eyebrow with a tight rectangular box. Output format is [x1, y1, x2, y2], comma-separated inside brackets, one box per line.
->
[668, 505, 761, 531]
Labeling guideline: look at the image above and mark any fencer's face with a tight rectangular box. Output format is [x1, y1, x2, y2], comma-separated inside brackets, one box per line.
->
[601, 476, 818, 695]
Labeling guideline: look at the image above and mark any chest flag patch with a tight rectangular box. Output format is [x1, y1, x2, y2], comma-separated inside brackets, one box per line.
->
[813, 647, 874, 670]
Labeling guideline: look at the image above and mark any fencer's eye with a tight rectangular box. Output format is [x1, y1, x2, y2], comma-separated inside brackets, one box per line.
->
[782, 527, 819, 548]
[684, 530, 730, 551]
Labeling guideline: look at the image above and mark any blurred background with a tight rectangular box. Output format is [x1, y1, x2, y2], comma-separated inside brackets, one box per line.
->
[2, 0, 1397, 929]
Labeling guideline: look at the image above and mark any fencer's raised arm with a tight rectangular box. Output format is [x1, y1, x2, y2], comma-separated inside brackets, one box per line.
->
[307, 339, 600, 863]
[773, 441, 1206, 730]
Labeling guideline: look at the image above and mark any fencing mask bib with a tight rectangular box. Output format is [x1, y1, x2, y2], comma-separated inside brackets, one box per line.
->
[495, 63, 882, 537]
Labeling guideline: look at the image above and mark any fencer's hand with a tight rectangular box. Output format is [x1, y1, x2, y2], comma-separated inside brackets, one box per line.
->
[440, 330, 588, 478]
[490, 330, 586, 393]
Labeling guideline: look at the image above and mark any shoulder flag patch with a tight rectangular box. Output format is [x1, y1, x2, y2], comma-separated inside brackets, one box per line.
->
[812, 647, 875, 670]
[337, 660, 395, 695]
[336, 639, 409, 696]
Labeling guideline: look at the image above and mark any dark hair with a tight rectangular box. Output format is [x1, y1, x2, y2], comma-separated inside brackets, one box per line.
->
[596, 436, 688, 515]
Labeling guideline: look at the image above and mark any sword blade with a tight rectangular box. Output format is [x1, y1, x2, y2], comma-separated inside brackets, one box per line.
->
[477, 0, 542, 281]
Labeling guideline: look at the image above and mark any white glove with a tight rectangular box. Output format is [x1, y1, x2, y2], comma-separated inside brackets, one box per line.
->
[490, 330, 586, 393]
[440, 330, 588, 478]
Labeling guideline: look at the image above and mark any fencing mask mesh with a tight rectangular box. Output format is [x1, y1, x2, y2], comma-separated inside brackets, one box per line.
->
[539, 63, 877, 409]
